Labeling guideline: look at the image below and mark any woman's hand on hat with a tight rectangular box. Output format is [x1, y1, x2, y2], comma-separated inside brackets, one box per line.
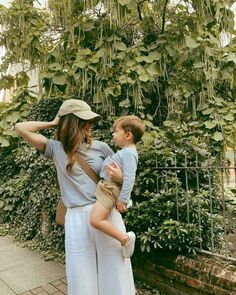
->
[106, 161, 123, 184]
[51, 114, 60, 126]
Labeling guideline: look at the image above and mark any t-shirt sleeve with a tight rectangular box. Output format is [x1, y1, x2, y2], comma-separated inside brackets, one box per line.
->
[44, 139, 55, 159]
[118, 150, 138, 204]
[101, 141, 114, 158]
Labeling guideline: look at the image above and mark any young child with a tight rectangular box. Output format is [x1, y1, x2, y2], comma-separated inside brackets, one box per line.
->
[90, 115, 145, 258]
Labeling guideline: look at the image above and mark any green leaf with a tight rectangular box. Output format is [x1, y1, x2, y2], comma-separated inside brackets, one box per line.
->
[117, 0, 132, 5]
[139, 74, 149, 82]
[226, 53, 236, 64]
[136, 65, 145, 75]
[135, 56, 145, 62]
[5, 112, 21, 123]
[142, 56, 153, 63]
[0, 75, 14, 89]
[224, 114, 234, 121]
[48, 63, 62, 71]
[126, 0, 136, 9]
[204, 121, 216, 129]
[74, 61, 87, 69]
[119, 75, 128, 84]
[146, 64, 159, 76]
[212, 132, 224, 141]
[94, 48, 107, 58]
[0, 136, 10, 147]
[0, 4, 7, 11]
[3, 129, 16, 136]
[78, 48, 91, 56]
[0, 120, 9, 129]
[202, 108, 214, 115]
[149, 51, 161, 61]
[52, 74, 66, 85]
[81, 20, 94, 31]
[127, 77, 135, 85]
[193, 62, 204, 68]
[88, 65, 97, 73]
[126, 60, 135, 67]
[185, 36, 199, 49]
[119, 98, 130, 108]
[114, 41, 127, 51]
[89, 57, 99, 64]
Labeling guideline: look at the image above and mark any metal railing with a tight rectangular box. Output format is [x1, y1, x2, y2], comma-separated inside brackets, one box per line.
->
[154, 152, 236, 263]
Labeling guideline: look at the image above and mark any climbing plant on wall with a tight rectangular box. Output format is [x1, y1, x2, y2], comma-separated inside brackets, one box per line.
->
[0, 0, 235, 258]
[0, 0, 235, 147]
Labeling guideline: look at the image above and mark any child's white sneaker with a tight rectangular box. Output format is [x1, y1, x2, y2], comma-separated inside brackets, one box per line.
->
[126, 199, 133, 209]
[121, 231, 136, 258]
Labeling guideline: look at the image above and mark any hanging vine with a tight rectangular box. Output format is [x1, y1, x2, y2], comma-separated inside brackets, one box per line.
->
[0, 0, 235, 147]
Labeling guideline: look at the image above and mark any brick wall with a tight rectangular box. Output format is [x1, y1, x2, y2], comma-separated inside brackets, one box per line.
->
[132, 253, 236, 294]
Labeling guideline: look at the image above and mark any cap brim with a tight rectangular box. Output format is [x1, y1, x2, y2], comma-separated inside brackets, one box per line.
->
[73, 110, 101, 120]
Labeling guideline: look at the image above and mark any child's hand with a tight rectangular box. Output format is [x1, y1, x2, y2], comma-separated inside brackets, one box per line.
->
[116, 201, 127, 213]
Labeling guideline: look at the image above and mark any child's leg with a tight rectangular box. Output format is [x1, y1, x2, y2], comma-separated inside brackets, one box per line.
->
[90, 201, 129, 245]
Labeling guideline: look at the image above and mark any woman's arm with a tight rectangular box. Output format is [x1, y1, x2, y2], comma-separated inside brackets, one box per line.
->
[106, 161, 123, 184]
[15, 117, 59, 152]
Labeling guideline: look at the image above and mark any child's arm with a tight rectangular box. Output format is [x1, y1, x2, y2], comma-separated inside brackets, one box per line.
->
[118, 149, 138, 205]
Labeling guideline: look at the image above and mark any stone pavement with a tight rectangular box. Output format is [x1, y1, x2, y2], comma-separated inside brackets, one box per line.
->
[0, 235, 151, 295]
[0, 236, 66, 295]
[19, 278, 68, 295]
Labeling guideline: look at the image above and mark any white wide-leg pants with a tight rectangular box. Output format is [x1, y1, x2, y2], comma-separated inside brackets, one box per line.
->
[65, 204, 136, 295]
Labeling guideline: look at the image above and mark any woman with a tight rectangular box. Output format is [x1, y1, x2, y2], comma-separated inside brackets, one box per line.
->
[15, 99, 136, 295]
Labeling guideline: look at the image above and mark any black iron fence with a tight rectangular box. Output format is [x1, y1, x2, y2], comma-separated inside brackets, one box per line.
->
[154, 152, 236, 263]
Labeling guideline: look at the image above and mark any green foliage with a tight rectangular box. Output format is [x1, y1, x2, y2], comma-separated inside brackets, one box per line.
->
[0, 98, 64, 260]
[0, 89, 38, 146]
[0, 97, 234, 258]
[0, 0, 235, 145]
[0, 0, 235, 259]
[125, 121, 233, 254]
[0, 0, 48, 65]
[125, 187, 226, 254]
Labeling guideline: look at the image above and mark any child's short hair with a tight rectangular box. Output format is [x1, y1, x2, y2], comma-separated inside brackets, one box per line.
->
[113, 115, 145, 144]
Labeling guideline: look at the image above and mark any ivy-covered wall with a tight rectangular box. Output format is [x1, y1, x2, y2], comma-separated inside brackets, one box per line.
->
[0, 98, 235, 262]
[0, 0, 235, 263]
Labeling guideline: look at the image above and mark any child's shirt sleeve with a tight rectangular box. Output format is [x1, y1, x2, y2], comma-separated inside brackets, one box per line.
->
[118, 149, 138, 204]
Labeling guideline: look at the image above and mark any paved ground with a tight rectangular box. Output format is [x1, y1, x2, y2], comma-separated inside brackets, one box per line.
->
[0, 236, 154, 295]
[19, 278, 67, 295]
[0, 235, 66, 295]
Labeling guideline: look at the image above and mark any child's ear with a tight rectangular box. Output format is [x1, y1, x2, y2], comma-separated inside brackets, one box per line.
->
[126, 131, 133, 141]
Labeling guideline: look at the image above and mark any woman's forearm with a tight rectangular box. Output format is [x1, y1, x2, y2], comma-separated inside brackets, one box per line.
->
[15, 121, 56, 134]
[15, 119, 58, 152]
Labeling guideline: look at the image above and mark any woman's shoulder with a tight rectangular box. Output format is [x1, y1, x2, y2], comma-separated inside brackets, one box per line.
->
[47, 138, 62, 148]
[44, 139, 63, 159]
[92, 140, 113, 156]
[93, 139, 108, 148]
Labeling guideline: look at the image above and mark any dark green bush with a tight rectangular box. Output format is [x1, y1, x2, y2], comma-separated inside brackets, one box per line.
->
[0, 98, 64, 259]
[124, 121, 232, 255]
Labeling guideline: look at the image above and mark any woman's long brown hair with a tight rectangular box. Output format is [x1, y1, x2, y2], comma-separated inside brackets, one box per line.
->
[57, 114, 92, 172]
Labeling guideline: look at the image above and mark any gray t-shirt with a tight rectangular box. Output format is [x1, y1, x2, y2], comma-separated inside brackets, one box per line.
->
[44, 139, 113, 208]
[100, 147, 138, 204]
